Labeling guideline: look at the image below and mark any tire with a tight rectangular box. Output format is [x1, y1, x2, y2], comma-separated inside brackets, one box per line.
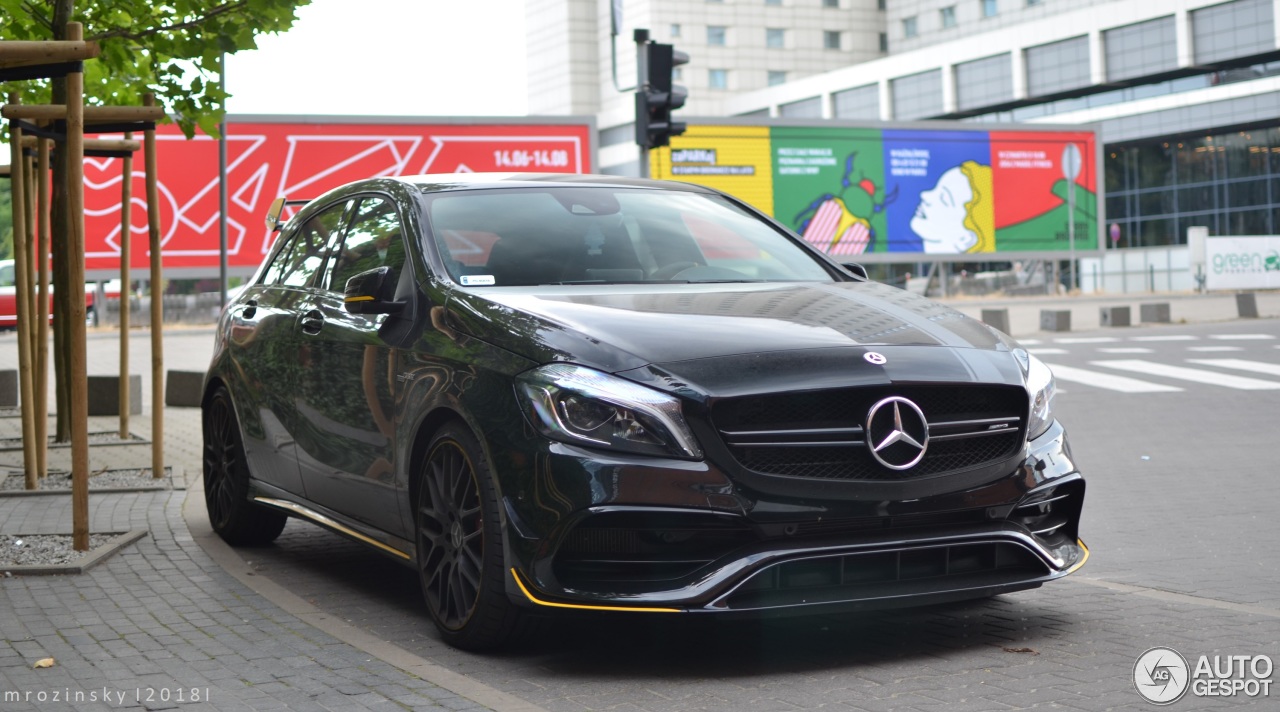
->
[203, 387, 287, 546]
[416, 422, 527, 650]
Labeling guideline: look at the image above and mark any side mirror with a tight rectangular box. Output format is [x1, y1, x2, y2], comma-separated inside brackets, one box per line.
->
[265, 197, 287, 232]
[841, 262, 869, 280]
[344, 266, 406, 315]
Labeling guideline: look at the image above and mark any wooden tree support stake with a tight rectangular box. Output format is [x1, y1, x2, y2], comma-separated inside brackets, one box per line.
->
[65, 22, 91, 552]
[144, 93, 165, 480]
[6, 94, 38, 490]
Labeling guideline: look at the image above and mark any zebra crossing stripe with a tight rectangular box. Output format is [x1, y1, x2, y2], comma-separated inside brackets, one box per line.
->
[1092, 360, 1280, 390]
[1208, 334, 1276, 340]
[1030, 348, 1069, 355]
[1097, 347, 1153, 354]
[1055, 337, 1119, 344]
[1131, 335, 1198, 342]
[1187, 346, 1243, 352]
[1043, 363, 1182, 393]
[1187, 359, 1280, 378]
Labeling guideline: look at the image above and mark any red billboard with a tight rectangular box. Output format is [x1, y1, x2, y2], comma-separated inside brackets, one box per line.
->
[83, 118, 594, 277]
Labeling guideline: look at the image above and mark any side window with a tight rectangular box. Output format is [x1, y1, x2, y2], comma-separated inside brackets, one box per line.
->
[270, 202, 348, 288]
[0, 263, 14, 288]
[326, 196, 406, 292]
[260, 228, 299, 285]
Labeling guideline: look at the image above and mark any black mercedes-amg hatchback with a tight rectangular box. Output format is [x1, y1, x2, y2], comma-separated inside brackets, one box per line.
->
[202, 174, 1086, 650]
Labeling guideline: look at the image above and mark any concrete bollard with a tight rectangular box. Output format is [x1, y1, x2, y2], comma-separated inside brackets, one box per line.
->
[1040, 310, 1071, 332]
[1237, 292, 1259, 318]
[1100, 306, 1131, 327]
[0, 369, 16, 408]
[165, 370, 206, 408]
[981, 308, 1011, 335]
[1139, 303, 1171, 324]
[87, 375, 143, 416]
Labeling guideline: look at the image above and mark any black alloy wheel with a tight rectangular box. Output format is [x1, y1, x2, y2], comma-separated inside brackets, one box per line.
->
[416, 423, 526, 649]
[203, 387, 286, 545]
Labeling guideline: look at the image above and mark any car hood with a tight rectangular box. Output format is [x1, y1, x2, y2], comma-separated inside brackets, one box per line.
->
[446, 281, 1010, 378]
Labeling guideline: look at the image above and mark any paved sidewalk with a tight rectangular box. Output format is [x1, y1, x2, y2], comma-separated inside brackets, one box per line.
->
[0, 289, 1275, 711]
[0, 416, 492, 710]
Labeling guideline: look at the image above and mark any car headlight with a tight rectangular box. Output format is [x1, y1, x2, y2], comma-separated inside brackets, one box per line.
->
[515, 364, 703, 459]
[1014, 348, 1056, 440]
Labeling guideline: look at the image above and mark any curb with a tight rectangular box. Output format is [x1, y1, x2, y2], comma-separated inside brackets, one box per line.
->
[0, 467, 187, 497]
[0, 529, 149, 576]
[0, 431, 150, 452]
[182, 476, 549, 712]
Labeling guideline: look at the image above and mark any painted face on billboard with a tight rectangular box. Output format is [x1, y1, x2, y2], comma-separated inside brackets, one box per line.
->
[908, 161, 995, 254]
[911, 166, 975, 254]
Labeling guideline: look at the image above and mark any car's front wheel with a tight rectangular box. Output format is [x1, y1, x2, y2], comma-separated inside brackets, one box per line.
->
[203, 387, 287, 545]
[416, 422, 527, 650]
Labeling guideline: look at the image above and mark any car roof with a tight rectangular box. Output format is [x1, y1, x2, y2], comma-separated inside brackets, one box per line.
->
[385, 173, 721, 195]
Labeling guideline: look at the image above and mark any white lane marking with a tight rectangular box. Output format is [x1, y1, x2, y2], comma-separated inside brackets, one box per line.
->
[1187, 359, 1280, 378]
[1208, 334, 1276, 340]
[1043, 363, 1182, 393]
[1092, 359, 1280, 390]
[1131, 335, 1198, 342]
[1187, 346, 1243, 352]
[1097, 347, 1153, 354]
[1019, 339, 1043, 345]
[1030, 348, 1070, 355]
[1055, 337, 1120, 344]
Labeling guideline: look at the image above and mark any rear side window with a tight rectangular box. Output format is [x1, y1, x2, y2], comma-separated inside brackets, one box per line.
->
[264, 202, 348, 288]
[324, 196, 406, 293]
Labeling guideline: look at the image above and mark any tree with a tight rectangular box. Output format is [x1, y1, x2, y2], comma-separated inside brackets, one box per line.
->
[2, 0, 311, 440]
[2, 0, 312, 137]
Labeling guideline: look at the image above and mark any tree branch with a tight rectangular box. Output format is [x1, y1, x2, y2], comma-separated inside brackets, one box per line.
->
[21, 0, 54, 33]
[87, 1, 248, 43]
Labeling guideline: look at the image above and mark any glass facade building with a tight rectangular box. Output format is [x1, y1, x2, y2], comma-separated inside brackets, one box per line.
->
[1107, 127, 1280, 248]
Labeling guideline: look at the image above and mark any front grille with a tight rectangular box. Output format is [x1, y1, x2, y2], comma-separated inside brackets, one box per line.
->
[715, 385, 1026, 480]
[719, 541, 1048, 610]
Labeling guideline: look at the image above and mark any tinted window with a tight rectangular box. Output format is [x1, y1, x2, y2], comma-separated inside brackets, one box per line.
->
[325, 197, 406, 293]
[268, 202, 348, 288]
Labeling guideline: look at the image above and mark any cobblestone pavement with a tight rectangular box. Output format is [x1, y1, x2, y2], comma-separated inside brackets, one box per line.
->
[1, 292, 1278, 711]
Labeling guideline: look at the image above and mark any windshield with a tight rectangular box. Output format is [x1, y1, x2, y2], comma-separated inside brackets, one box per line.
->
[423, 187, 837, 286]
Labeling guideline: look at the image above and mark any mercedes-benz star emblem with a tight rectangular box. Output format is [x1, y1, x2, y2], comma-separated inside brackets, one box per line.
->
[864, 352, 887, 365]
[865, 396, 929, 470]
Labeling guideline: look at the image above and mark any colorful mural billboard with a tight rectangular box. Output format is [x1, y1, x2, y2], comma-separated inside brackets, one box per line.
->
[83, 119, 594, 277]
[652, 124, 1097, 257]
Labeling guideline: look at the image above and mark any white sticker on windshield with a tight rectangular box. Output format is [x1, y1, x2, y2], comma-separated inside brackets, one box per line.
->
[460, 275, 496, 286]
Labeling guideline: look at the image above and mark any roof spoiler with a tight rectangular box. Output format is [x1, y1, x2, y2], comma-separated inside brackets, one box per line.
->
[265, 197, 312, 232]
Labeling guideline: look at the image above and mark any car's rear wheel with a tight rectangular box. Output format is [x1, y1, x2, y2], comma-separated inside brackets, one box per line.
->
[416, 422, 526, 650]
[203, 387, 286, 545]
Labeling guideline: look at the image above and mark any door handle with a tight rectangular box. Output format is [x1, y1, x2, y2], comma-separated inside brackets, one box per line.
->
[300, 309, 324, 334]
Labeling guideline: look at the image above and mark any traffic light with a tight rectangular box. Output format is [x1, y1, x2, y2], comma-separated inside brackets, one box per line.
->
[635, 42, 689, 150]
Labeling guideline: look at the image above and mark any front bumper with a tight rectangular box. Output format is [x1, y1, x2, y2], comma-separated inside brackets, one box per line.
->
[504, 419, 1085, 615]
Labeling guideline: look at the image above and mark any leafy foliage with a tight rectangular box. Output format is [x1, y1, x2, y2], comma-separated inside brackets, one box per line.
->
[1, 0, 311, 137]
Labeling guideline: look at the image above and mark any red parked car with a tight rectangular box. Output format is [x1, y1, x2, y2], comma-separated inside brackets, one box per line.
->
[0, 259, 119, 328]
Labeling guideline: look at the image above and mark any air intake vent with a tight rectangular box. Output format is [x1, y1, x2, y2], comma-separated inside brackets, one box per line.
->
[720, 541, 1048, 610]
